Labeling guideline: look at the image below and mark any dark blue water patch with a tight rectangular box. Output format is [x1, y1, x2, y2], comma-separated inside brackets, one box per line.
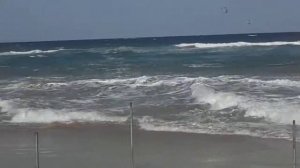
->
[0, 47, 300, 79]
[1, 32, 300, 52]
[1, 32, 300, 79]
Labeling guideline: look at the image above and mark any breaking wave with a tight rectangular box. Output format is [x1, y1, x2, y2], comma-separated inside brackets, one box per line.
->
[3, 75, 300, 124]
[0, 99, 127, 124]
[3, 76, 195, 90]
[191, 83, 242, 110]
[208, 76, 300, 88]
[175, 41, 300, 49]
[0, 49, 63, 56]
[71, 76, 300, 89]
[190, 83, 300, 124]
[10, 110, 127, 124]
[1, 75, 300, 139]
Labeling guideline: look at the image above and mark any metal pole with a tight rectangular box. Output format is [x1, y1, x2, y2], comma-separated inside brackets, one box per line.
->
[293, 120, 296, 168]
[129, 102, 135, 168]
[35, 132, 40, 168]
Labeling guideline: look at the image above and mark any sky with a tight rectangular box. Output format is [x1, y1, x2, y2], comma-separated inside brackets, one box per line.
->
[0, 0, 300, 42]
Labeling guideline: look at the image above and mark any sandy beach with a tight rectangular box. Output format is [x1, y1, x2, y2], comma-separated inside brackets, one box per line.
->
[0, 123, 297, 168]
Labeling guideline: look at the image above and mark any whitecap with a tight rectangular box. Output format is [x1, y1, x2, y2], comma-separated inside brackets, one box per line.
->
[0, 49, 63, 56]
[175, 41, 300, 49]
[190, 83, 242, 110]
[184, 64, 223, 68]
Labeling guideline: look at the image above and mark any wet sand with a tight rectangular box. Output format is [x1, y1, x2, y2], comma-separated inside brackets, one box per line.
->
[0, 123, 297, 168]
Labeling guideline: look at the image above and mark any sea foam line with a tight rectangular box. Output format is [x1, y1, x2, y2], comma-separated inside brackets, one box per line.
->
[10, 110, 128, 124]
[137, 116, 290, 139]
[175, 41, 300, 49]
[4, 75, 300, 91]
[0, 49, 63, 56]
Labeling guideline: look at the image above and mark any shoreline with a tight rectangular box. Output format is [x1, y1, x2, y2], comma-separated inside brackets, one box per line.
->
[0, 123, 297, 168]
[1, 122, 293, 141]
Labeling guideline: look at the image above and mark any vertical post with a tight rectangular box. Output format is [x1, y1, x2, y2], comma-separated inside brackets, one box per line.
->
[293, 120, 296, 168]
[35, 132, 40, 168]
[129, 102, 135, 168]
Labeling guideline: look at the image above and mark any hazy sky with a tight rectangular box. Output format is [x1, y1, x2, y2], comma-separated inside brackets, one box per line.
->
[0, 0, 300, 42]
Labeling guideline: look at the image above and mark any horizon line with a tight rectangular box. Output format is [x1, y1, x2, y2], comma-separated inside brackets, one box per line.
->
[1, 31, 300, 45]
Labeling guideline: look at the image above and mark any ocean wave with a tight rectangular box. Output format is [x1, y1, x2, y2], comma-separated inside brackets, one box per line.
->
[0, 49, 63, 56]
[83, 46, 151, 55]
[175, 41, 300, 49]
[5, 75, 300, 92]
[240, 78, 300, 88]
[10, 110, 127, 124]
[190, 83, 300, 124]
[184, 64, 224, 68]
[4, 76, 195, 90]
[0, 99, 127, 124]
[138, 116, 289, 139]
[191, 83, 242, 110]
[209, 76, 300, 88]
[2, 75, 300, 126]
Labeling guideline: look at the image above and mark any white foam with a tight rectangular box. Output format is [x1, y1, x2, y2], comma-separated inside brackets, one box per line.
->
[20, 76, 195, 89]
[29, 55, 48, 58]
[242, 78, 300, 88]
[0, 99, 127, 124]
[243, 101, 300, 124]
[198, 75, 300, 88]
[3, 75, 300, 126]
[191, 83, 242, 110]
[190, 82, 300, 124]
[0, 49, 63, 56]
[137, 116, 285, 139]
[184, 64, 223, 68]
[175, 41, 300, 49]
[44, 82, 69, 87]
[73, 76, 151, 86]
[10, 109, 127, 124]
[5, 75, 300, 92]
[0, 99, 15, 113]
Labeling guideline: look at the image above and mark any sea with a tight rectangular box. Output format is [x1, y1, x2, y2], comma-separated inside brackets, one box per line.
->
[1, 32, 300, 140]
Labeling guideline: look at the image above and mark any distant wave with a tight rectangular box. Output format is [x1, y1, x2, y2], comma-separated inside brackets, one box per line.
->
[175, 41, 300, 49]
[0, 49, 63, 56]
[184, 64, 223, 68]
